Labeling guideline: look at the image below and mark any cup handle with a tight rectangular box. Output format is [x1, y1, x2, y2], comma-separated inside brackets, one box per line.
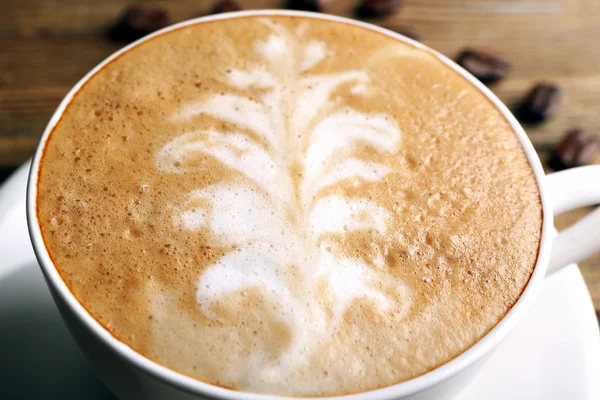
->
[546, 165, 600, 274]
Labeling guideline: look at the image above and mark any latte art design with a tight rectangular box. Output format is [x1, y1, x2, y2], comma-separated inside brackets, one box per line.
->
[157, 22, 411, 382]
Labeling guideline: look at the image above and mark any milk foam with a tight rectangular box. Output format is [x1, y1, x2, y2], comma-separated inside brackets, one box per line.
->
[156, 21, 408, 391]
[37, 15, 543, 396]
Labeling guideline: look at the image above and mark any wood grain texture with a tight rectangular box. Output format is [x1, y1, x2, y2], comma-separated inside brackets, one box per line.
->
[1, 0, 599, 310]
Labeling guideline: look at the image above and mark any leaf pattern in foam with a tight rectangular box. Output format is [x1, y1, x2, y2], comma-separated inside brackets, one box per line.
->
[173, 184, 289, 246]
[293, 72, 370, 135]
[309, 195, 391, 238]
[197, 242, 299, 321]
[174, 95, 282, 153]
[157, 130, 292, 204]
[301, 108, 401, 202]
[156, 21, 412, 384]
[306, 158, 391, 201]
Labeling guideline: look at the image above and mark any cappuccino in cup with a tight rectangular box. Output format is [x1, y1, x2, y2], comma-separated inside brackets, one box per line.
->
[36, 15, 542, 396]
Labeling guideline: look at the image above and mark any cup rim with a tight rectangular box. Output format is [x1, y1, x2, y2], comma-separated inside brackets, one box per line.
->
[26, 9, 554, 400]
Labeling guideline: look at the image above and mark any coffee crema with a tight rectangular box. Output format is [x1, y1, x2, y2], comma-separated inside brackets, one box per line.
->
[37, 16, 542, 397]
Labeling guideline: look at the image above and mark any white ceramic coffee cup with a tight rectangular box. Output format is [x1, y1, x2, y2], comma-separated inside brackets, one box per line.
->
[26, 10, 600, 400]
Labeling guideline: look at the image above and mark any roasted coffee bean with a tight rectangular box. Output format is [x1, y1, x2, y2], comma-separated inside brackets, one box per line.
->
[287, 0, 332, 12]
[456, 49, 512, 84]
[518, 83, 562, 123]
[355, 0, 404, 19]
[109, 4, 171, 42]
[548, 129, 600, 171]
[210, 0, 243, 14]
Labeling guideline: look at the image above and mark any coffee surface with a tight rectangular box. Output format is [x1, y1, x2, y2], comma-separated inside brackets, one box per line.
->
[37, 15, 542, 396]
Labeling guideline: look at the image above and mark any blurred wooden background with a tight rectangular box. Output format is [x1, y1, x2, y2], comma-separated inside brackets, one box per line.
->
[1, 0, 599, 314]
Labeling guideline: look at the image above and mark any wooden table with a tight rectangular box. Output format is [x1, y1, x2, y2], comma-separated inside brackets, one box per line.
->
[1, 0, 599, 314]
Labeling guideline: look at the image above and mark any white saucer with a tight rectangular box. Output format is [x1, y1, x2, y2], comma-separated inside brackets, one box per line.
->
[1, 163, 599, 399]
